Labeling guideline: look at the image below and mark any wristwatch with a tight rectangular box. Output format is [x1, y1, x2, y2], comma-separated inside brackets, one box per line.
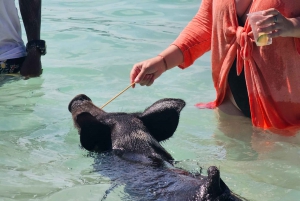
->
[26, 40, 47, 56]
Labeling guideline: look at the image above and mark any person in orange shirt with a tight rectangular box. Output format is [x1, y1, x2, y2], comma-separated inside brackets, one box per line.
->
[129, 0, 300, 133]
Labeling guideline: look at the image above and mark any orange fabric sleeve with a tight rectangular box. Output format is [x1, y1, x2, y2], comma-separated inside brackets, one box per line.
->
[171, 0, 212, 69]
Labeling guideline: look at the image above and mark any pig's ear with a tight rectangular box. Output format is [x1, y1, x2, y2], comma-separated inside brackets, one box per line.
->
[76, 112, 112, 152]
[139, 98, 185, 142]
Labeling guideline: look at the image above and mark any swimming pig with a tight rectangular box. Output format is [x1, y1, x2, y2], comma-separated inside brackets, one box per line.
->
[68, 94, 243, 201]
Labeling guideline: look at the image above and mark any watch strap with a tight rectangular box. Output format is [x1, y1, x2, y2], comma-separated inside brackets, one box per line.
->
[26, 40, 47, 56]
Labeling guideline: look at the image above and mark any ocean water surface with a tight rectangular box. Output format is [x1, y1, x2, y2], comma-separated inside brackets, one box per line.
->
[0, 0, 299, 200]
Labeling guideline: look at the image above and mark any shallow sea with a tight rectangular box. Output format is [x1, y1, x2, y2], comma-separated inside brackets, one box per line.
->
[0, 0, 299, 200]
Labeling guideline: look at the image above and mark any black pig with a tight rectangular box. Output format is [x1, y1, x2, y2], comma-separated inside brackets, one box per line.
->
[68, 94, 244, 201]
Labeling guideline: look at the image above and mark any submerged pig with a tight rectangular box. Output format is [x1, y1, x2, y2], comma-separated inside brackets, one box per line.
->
[68, 94, 243, 201]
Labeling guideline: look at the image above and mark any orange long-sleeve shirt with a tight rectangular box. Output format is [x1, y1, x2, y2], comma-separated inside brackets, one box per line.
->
[172, 0, 300, 133]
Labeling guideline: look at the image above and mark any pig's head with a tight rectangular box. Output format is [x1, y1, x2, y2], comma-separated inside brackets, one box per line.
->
[68, 94, 185, 164]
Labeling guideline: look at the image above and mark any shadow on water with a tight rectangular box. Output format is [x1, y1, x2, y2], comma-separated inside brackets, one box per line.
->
[0, 74, 45, 135]
[0, 74, 23, 87]
[213, 107, 300, 160]
[211, 107, 300, 197]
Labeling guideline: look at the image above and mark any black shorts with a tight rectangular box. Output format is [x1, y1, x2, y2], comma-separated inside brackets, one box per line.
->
[0, 57, 25, 74]
[228, 58, 251, 118]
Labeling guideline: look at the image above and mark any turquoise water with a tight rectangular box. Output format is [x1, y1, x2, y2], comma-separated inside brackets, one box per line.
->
[0, 0, 299, 200]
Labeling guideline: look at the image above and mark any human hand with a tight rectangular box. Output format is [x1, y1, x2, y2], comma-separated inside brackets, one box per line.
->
[130, 56, 167, 88]
[20, 49, 43, 78]
[256, 8, 298, 38]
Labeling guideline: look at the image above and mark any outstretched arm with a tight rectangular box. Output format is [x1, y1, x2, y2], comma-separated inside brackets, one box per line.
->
[19, 0, 42, 78]
[130, 0, 213, 87]
[130, 45, 183, 86]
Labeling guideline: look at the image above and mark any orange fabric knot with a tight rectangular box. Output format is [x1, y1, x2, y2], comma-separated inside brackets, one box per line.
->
[226, 26, 253, 76]
[236, 26, 253, 75]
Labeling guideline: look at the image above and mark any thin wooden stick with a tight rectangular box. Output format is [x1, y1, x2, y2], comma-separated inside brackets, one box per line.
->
[100, 82, 135, 109]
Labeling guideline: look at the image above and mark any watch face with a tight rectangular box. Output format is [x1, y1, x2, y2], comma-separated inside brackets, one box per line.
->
[39, 41, 46, 55]
[26, 40, 47, 56]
